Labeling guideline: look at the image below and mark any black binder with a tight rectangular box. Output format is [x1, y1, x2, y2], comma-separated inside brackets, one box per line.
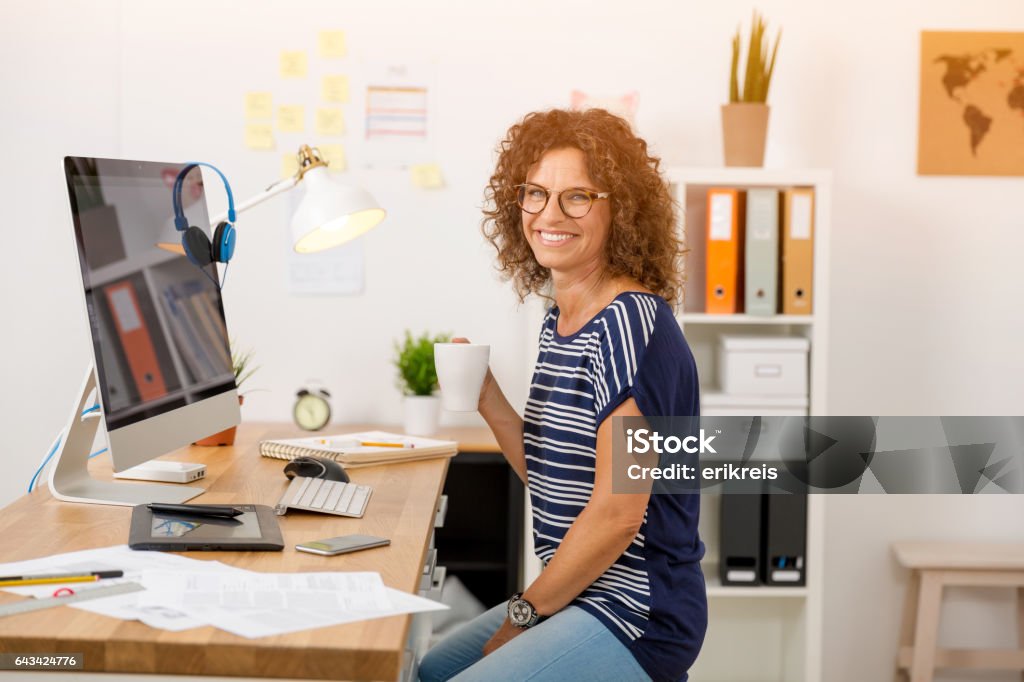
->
[719, 494, 762, 585]
[761, 494, 807, 586]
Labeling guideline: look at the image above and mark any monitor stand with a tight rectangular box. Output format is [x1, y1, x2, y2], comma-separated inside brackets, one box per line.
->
[47, 366, 204, 507]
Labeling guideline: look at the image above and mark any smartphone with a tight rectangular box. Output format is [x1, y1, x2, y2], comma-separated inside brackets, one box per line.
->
[295, 534, 391, 556]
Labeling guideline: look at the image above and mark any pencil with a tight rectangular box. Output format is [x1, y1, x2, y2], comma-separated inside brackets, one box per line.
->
[0, 570, 123, 587]
[360, 441, 408, 448]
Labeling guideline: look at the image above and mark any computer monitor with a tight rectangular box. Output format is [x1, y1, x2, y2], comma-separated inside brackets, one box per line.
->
[52, 157, 240, 505]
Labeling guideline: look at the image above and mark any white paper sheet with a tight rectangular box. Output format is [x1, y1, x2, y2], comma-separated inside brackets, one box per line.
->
[138, 569, 447, 639]
[154, 585, 448, 639]
[0, 545, 449, 639]
[359, 61, 436, 170]
[138, 570, 391, 612]
[0, 545, 244, 631]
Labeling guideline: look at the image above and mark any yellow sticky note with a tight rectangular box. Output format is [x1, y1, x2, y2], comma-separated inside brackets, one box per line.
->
[244, 92, 273, 119]
[411, 164, 445, 189]
[280, 50, 308, 78]
[281, 152, 300, 179]
[322, 75, 350, 103]
[318, 144, 346, 172]
[278, 105, 305, 133]
[316, 108, 345, 136]
[244, 123, 274, 150]
[318, 30, 347, 58]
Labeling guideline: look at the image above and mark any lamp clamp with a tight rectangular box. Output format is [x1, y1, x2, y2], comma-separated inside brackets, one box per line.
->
[295, 144, 330, 180]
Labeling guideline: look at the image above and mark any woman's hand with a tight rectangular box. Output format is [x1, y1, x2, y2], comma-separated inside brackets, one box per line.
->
[482, 618, 525, 657]
[451, 337, 496, 410]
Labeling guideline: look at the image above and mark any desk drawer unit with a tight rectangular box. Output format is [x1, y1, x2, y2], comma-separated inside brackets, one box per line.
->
[404, 497, 450, 681]
[420, 548, 438, 591]
[408, 560, 447, 677]
[435, 494, 449, 528]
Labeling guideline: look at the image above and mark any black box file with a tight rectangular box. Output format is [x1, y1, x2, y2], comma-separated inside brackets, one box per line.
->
[761, 494, 807, 586]
[719, 494, 762, 585]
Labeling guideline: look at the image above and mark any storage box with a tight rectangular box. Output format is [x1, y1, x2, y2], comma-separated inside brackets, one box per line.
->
[718, 336, 810, 397]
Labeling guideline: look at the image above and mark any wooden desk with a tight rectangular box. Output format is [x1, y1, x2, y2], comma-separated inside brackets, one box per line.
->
[0, 423, 496, 680]
[429, 425, 500, 454]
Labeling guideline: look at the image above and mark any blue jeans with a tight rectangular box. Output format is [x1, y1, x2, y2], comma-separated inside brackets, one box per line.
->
[418, 604, 652, 682]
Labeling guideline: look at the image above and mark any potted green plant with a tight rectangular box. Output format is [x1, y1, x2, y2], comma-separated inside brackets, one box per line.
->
[195, 342, 259, 447]
[722, 10, 781, 166]
[393, 330, 451, 436]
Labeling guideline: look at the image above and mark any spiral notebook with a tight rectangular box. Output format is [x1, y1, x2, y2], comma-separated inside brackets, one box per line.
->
[259, 430, 458, 469]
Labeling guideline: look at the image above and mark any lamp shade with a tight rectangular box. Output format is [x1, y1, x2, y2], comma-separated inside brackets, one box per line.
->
[291, 166, 386, 253]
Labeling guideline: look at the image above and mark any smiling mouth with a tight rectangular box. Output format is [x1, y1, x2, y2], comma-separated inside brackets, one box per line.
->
[536, 230, 577, 244]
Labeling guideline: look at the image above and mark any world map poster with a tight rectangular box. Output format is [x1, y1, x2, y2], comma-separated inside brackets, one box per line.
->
[918, 31, 1024, 176]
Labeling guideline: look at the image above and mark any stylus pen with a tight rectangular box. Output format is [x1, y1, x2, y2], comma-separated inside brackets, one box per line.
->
[0, 570, 124, 587]
[147, 503, 244, 518]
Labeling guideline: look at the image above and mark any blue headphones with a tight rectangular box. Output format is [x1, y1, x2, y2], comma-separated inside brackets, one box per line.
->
[172, 162, 237, 268]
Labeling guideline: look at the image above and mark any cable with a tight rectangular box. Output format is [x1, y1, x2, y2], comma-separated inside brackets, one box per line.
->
[28, 435, 62, 494]
[28, 404, 106, 493]
[193, 262, 224, 291]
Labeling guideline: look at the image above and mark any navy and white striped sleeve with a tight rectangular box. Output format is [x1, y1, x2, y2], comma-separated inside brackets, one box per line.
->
[592, 294, 660, 424]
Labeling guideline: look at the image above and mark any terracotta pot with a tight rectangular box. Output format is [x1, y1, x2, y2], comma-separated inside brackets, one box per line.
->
[194, 395, 244, 447]
[721, 103, 770, 167]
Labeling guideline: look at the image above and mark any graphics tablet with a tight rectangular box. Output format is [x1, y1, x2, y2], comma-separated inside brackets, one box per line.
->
[129, 504, 284, 551]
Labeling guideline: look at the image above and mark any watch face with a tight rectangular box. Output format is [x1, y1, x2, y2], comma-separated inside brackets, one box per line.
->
[294, 394, 330, 431]
[509, 599, 532, 626]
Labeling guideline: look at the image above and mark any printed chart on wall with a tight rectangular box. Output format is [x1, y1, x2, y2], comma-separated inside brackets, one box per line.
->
[918, 31, 1024, 176]
[360, 62, 436, 170]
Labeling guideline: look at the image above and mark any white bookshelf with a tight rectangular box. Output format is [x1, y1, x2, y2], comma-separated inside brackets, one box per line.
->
[704, 576, 808, 598]
[680, 313, 814, 326]
[668, 166, 831, 682]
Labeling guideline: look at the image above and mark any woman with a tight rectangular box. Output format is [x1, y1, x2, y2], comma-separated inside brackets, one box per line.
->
[420, 109, 706, 682]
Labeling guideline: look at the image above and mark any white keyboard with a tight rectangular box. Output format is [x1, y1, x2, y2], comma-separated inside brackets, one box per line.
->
[275, 476, 373, 518]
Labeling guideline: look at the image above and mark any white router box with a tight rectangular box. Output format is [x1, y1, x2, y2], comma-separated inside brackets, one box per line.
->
[113, 461, 206, 484]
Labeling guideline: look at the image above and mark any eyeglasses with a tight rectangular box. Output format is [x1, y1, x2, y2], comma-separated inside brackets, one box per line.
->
[514, 183, 610, 219]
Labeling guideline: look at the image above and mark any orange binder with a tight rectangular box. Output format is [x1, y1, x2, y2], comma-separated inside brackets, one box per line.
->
[104, 280, 167, 401]
[781, 188, 815, 315]
[705, 188, 745, 314]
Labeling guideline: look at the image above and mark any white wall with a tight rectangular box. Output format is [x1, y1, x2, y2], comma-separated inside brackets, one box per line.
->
[2, 1, 1023, 680]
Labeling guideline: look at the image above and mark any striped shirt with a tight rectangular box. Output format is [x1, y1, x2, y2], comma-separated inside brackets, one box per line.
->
[525, 292, 707, 682]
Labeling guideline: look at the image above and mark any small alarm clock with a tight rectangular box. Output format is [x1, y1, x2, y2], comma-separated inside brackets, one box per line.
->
[293, 387, 331, 431]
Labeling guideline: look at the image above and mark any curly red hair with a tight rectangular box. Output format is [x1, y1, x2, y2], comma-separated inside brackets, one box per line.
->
[482, 108, 683, 306]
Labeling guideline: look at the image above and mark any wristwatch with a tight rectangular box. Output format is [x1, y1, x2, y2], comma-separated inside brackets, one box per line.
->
[507, 593, 546, 628]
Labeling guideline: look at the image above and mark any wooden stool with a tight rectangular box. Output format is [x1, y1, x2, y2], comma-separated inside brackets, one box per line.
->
[893, 542, 1024, 682]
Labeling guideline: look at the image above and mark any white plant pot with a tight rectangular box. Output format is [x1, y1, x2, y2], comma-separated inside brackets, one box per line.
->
[403, 395, 441, 437]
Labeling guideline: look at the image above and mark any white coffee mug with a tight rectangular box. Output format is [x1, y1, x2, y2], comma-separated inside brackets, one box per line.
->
[434, 343, 490, 412]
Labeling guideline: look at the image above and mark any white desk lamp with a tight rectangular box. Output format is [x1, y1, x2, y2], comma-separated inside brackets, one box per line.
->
[157, 144, 386, 255]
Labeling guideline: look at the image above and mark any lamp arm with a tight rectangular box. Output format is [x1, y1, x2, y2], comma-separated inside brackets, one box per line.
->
[208, 176, 299, 229]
